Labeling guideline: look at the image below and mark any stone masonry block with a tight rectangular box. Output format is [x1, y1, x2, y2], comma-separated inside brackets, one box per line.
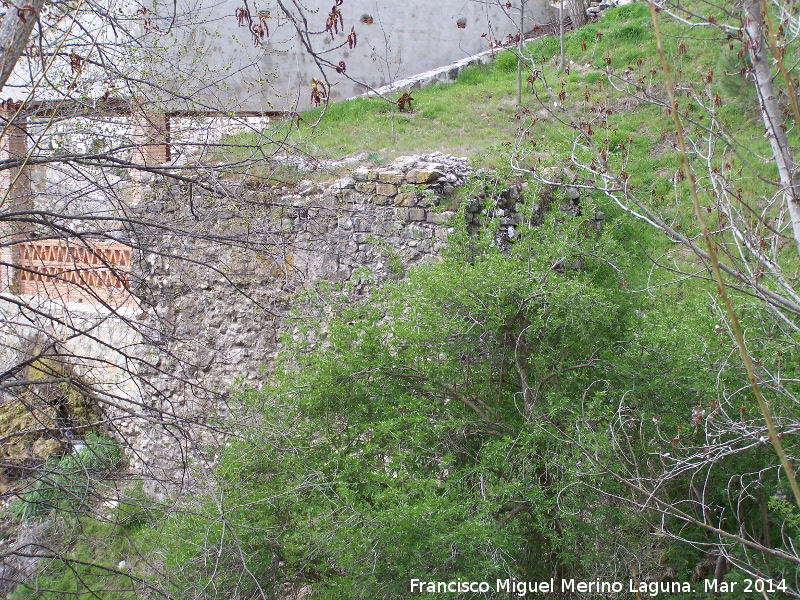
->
[378, 171, 403, 184]
[407, 169, 440, 184]
[352, 217, 372, 232]
[352, 167, 370, 181]
[427, 211, 454, 224]
[408, 208, 427, 221]
[375, 183, 397, 196]
[340, 190, 369, 204]
[395, 192, 418, 206]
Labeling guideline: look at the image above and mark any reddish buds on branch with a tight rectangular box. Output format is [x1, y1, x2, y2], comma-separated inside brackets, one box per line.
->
[326, 3, 344, 38]
[236, 5, 249, 27]
[396, 92, 414, 112]
[311, 78, 327, 106]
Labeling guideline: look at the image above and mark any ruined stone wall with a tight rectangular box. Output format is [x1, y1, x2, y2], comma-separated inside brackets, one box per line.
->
[121, 153, 472, 493]
[0, 151, 592, 495]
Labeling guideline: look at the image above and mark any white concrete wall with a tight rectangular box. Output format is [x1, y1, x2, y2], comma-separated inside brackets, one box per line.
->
[157, 0, 556, 112]
[4, 0, 555, 112]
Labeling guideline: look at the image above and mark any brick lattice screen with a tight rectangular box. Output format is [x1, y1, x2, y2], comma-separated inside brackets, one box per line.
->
[14, 239, 132, 303]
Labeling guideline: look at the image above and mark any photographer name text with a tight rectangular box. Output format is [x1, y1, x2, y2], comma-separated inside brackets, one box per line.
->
[410, 577, 787, 596]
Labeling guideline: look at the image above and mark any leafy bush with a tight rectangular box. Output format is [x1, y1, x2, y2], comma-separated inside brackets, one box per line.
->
[612, 22, 649, 43]
[149, 203, 720, 599]
[455, 63, 490, 85]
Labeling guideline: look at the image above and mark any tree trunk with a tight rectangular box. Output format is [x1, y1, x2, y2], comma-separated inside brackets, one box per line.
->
[0, 0, 46, 95]
[744, 0, 800, 259]
[567, 0, 587, 28]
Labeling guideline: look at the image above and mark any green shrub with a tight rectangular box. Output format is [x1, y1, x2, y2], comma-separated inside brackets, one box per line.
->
[456, 63, 490, 85]
[607, 1, 650, 20]
[583, 71, 602, 84]
[527, 34, 560, 57]
[613, 22, 649, 43]
[7, 434, 124, 519]
[495, 50, 518, 73]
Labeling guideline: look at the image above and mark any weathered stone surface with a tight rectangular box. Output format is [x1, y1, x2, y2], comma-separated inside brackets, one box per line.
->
[395, 192, 418, 206]
[352, 167, 370, 182]
[378, 171, 403, 184]
[407, 169, 441, 184]
[351, 217, 372, 232]
[594, 210, 605, 232]
[0, 360, 97, 468]
[375, 183, 398, 196]
[428, 211, 454, 224]
[559, 202, 580, 216]
[407, 208, 427, 221]
[0, 153, 477, 493]
[330, 176, 356, 190]
[416, 193, 436, 208]
[566, 186, 581, 201]
[502, 213, 523, 226]
[338, 190, 370, 204]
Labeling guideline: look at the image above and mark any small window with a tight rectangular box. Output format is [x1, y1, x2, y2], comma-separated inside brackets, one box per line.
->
[361, 14, 373, 24]
[457, 18, 467, 29]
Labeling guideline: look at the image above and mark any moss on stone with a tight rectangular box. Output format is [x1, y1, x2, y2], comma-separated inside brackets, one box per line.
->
[0, 359, 98, 468]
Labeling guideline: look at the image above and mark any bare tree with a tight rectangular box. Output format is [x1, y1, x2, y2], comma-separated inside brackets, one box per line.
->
[507, 0, 800, 591]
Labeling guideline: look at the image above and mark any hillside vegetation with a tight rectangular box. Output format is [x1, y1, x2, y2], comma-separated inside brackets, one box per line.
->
[7, 3, 800, 599]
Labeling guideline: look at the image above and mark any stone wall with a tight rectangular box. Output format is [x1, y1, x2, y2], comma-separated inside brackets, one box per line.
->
[0, 297, 141, 464]
[0, 151, 594, 495]
[123, 153, 472, 493]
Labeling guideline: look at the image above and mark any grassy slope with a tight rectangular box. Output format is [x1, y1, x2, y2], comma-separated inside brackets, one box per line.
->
[241, 2, 768, 173]
[226, 1, 778, 289]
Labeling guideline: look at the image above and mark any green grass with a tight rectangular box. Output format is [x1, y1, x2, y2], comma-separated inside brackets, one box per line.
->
[222, 1, 769, 181]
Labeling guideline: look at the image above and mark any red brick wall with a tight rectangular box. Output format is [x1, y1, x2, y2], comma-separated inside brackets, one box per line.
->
[133, 113, 170, 165]
[15, 239, 133, 304]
